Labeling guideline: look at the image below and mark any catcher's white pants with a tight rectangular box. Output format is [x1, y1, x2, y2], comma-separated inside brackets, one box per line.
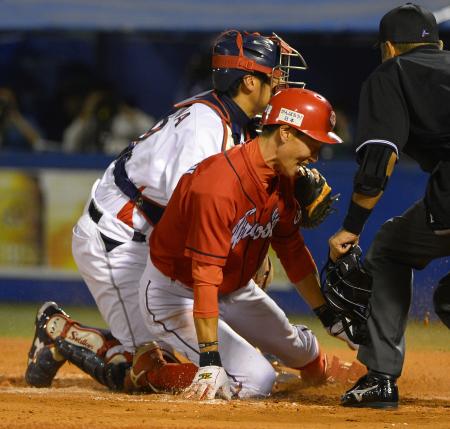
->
[139, 257, 320, 398]
[72, 209, 155, 353]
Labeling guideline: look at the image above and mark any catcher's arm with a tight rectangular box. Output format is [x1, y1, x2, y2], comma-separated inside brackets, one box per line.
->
[294, 167, 339, 228]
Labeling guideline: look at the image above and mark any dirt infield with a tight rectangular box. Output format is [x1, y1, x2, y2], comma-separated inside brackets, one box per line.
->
[1, 337, 449, 429]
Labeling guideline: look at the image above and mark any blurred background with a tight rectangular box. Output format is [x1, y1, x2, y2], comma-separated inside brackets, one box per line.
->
[1, 0, 449, 319]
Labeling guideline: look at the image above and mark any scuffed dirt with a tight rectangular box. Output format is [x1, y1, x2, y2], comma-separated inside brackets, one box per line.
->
[0, 338, 449, 429]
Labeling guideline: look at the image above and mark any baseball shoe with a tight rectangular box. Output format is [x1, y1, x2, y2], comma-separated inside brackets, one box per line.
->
[25, 301, 69, 387]
[341, 373, 399, 409]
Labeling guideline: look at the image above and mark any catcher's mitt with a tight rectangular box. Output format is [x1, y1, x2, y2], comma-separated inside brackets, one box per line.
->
[294, 166, 339, 228]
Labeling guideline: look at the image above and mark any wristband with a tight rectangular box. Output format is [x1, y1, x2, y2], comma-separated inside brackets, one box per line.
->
[342, 200, 372, 235]
[313, 304, 337, 328]
[199, 351, 222, 367]
[198, 341, 219, 350]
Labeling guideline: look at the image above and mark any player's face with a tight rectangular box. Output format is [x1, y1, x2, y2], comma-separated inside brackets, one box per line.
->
[275, 130, 323, 178]
[252, 75, 274, 115]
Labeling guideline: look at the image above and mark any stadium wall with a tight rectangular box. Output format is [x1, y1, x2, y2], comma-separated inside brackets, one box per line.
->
[0, 153, 447, 318]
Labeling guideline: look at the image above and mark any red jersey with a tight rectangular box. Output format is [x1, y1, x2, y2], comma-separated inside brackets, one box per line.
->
[150, 137, 316, 301]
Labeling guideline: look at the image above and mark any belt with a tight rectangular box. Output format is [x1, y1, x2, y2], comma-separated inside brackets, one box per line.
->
[88, 200, 146, 243]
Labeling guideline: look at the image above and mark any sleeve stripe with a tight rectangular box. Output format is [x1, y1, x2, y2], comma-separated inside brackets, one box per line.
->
[355, 139, 399, 158]
[185, 246, 228, 259]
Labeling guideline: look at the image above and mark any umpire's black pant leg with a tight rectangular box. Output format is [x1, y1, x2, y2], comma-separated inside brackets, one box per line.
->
[434, 272, 450, 328]
[357, 200, 450, 377]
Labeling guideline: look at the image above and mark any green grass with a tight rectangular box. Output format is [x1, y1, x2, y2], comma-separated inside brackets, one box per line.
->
[0, 303, 107, 338]
[0, 304, 447, 352]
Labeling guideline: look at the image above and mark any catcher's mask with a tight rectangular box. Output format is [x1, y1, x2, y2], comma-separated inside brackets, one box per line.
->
[212, 30, 307, 93]
[321, 245, 372, 343]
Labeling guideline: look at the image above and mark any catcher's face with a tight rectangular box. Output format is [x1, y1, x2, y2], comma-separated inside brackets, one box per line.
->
[250, 74, 276, 115]
[275, 127, 322, 178]
[240, 73, 276, 117]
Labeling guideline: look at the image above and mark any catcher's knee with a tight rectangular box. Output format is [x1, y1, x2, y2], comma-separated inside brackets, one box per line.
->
[46, 312, 132, 390]
[44, 311, 120, 357]
[433, 274, 450, 329]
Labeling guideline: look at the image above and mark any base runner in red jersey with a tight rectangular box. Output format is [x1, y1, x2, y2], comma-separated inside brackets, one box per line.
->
[139, 87, 347, 400]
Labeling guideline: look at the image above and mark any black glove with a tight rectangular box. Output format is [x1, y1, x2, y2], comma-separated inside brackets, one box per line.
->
[313, 304, 359, 351]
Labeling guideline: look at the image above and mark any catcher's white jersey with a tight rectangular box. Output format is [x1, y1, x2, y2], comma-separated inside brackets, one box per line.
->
[72, 98, 237, 352]
[95, 103, 235, 237]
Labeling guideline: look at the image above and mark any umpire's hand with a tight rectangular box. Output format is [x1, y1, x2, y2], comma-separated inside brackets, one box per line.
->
[329, 229, 359, 262]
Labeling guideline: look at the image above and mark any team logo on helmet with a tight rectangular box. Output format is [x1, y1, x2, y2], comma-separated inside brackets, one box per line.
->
[330, 110, 336, 129]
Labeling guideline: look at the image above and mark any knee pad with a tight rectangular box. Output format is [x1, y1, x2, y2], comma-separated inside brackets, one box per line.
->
[45, 312, 120, 358]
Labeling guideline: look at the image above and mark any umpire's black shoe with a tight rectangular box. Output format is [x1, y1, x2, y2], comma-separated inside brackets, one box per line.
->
[25, 301, 69, 387]
[341, 373, 399, 409]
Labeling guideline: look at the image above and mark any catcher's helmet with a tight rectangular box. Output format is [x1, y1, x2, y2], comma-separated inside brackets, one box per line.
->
[212, 30, 307, 92]
[261, 88, 343, 144]
[321, 246, 372, 343]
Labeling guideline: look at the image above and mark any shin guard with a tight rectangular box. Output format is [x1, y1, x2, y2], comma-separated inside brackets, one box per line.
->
[54, 337, 130, 390]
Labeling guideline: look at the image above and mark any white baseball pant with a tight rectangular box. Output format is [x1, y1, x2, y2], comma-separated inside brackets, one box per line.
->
[72, 202, 155, 353]
[139, 256, 320, 398]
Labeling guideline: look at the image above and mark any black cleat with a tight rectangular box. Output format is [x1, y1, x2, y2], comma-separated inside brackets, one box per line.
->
[341, 373, 399, 409]
[25, 302, 69, 387]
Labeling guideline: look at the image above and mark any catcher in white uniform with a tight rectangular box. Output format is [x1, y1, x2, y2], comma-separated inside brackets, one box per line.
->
[26, 30, 337, 392]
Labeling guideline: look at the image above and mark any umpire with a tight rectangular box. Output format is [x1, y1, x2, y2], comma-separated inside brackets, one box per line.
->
[329, 3, 450, 408]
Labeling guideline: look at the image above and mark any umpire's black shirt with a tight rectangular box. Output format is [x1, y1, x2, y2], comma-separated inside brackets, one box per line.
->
[356, 45, 450, 172]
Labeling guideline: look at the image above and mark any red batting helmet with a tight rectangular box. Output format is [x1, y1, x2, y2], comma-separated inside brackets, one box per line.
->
[261, 88, 343, 144]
